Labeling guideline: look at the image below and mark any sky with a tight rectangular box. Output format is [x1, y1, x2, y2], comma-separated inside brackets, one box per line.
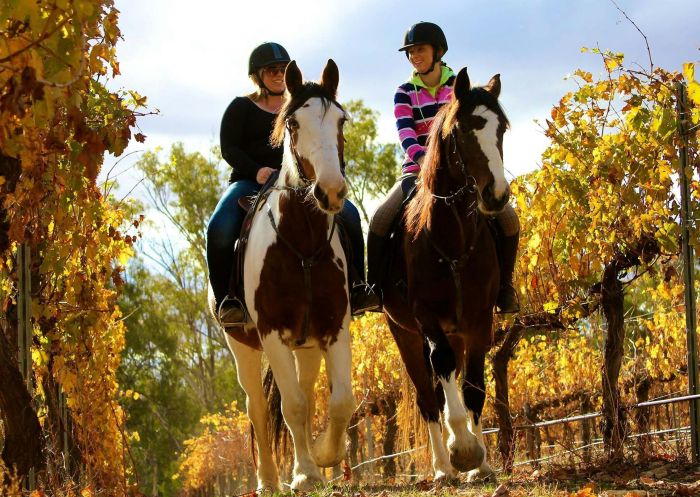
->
[107, 0, 700, 185]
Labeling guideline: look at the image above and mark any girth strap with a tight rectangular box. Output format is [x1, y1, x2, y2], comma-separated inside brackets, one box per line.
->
[266, 204, 337, 345]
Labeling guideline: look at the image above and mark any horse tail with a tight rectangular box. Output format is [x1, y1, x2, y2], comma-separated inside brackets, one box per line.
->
[263, 365, 289, 456]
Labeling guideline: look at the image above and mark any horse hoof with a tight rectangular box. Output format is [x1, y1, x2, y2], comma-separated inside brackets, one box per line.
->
[257, 480, 282, 493]
[466, 465, 497, 483]
[291, 473, 324, 492]
[448, 443, 484, 472]
[434, 467, 459, 482]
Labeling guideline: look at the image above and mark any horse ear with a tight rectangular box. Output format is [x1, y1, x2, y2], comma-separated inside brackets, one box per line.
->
[484, 74, 501, 98]
[285, 60, 303, 97]
[453, 67, 471, 103]
[320, 59, 339, 99]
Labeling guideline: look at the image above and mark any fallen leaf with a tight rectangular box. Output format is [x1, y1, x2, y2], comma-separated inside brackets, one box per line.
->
[416, 478, 433, 491]
[492, 484, 509, 497]
[639, 476, 655, 486]
[342, 461, 352, 482]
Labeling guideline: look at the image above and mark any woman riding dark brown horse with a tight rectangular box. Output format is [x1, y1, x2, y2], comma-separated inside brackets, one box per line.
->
[382, 67, 510, 481]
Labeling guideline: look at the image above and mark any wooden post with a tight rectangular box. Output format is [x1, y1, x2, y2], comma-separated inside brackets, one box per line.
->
[677, 81, 700, 463]
[17, 243, 35, 491]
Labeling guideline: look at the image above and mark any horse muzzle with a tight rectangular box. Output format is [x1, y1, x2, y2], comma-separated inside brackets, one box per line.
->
[313, 181, 347, 214]
[479, 182, 510, 215]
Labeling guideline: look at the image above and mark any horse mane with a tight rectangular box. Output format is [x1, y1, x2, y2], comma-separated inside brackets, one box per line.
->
[404, 102, 455, 239]
[404, 87, 509, 240]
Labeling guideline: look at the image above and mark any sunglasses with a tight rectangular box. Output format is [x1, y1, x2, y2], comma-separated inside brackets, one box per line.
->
[262, 64, 287, 76]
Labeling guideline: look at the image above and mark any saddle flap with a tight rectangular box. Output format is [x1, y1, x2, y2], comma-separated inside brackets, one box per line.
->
[237, 195, 256, 213]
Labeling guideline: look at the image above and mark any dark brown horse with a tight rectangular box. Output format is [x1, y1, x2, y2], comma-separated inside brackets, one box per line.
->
[210, 60, 354, 492]
[382, 67, 510, 481]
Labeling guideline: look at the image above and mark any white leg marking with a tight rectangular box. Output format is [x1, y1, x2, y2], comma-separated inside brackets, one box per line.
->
[261, 333, 323, 491]
[294, 347, 322, 459]
[440, 372, 482, 472]
[313, 324, 354, 468]
[226, 335, 281, 491]
[466, 409, 496, 482]
[427, 421, 457, 480]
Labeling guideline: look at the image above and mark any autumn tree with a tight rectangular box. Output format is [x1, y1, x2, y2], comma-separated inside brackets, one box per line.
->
[118, 144, 243, 495]
[501, 51, 700, 462]
[343, 100, 401, 223]
[1, 1, 145, 493]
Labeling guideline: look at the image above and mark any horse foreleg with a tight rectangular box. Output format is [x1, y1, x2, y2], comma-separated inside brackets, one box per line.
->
[262, 333, 323, 491]
[226, 336, 280, 491]
[387, 319, 456, 480]
[414, 303, 481, 473]
[463, 339, 496, 482]
[294, 347, 322, 463]
[313, 325, 354, 468]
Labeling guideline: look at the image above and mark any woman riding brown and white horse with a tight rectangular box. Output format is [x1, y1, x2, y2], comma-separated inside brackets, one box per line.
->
[212, 60, 355, 491]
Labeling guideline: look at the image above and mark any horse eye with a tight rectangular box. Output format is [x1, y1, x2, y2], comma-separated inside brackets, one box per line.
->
[288, 118, 299, 129]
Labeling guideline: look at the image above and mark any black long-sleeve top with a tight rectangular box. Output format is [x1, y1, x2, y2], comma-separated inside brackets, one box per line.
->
[220, 97, 283, 183]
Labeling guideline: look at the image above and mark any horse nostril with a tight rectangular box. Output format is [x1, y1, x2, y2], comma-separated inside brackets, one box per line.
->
[483, 183, 494, 201]
[338, 184, 348, 201]
[313, 183, 329, 208]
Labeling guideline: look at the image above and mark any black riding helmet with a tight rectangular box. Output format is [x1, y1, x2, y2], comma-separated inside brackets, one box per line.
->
[248, 42, 291, 75]
[399, 22, 448, 56]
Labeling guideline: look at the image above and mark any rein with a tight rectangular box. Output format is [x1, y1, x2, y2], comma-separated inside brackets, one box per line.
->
[422, 129, 483, 323]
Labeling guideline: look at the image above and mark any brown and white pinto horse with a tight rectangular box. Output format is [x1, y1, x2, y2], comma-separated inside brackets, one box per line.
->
[216, 60, 353, 491]
[383, 68, 510, 481]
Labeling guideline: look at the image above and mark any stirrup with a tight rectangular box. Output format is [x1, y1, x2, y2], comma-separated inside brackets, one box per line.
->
[218, 296, 248, 327]
[350, 283, 383, 316]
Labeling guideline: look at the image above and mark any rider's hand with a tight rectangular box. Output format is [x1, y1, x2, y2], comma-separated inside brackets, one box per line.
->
[256, 166, 276, 185]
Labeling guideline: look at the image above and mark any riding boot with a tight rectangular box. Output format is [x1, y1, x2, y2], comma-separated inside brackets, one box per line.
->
[365, 231, 387, 312]
[348, 256, 382, 316]
[218, 244, 248, 327]
[496, 231, 520, 314]
[350, 283, 382, 316]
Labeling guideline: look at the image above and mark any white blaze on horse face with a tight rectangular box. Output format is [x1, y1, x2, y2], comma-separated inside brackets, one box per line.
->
[293, 98, 347, 212]
[472, 105, 508, 200]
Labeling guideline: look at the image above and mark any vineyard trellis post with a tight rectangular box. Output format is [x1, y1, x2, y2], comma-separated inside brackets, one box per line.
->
[677, 81, 700, 463]
[17, 242, 35, 491]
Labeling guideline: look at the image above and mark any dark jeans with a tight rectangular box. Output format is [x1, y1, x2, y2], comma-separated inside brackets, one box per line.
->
[207, 181, 365, 305]
[207, 180, 259, 304]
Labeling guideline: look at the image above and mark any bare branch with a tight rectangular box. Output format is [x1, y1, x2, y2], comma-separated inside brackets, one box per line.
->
[609, 0, 654, 72]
